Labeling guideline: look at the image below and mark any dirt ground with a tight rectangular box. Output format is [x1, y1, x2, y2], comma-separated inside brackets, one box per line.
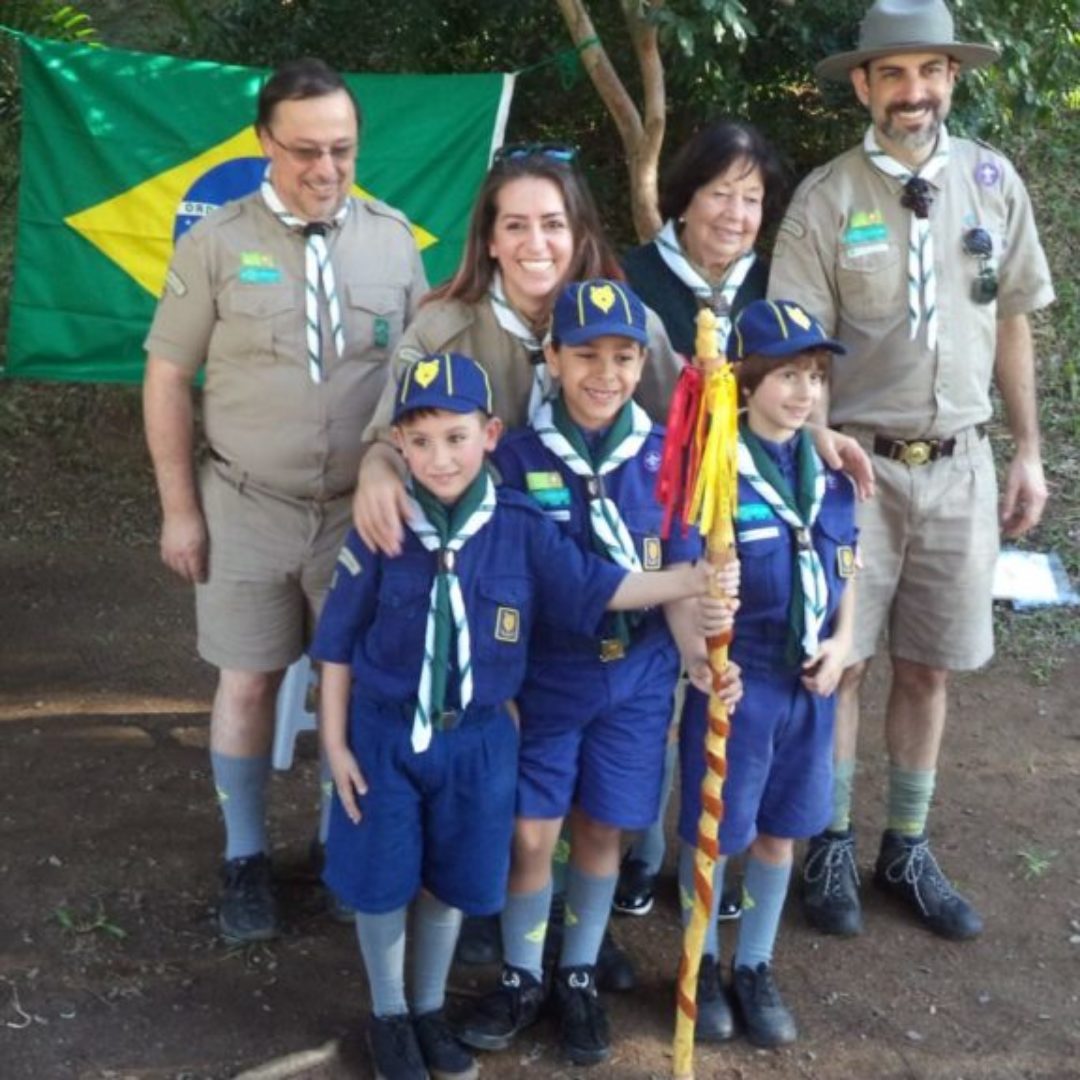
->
[2, 388, 1079, 1080]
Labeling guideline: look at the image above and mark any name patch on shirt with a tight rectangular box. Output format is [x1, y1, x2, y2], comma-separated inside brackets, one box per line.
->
[525, 471, 571, 512]
[735, 502, 775, 524]
[738, 525, 781, 543]
[837, 545, 856, 579]
[494, 606, 520, 643]
[642, 537, 662, 570]
[842, 210, 888, 248]
[239, 267, 283, 284]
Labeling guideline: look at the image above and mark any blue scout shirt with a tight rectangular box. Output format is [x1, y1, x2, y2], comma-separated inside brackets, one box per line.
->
[731, 435, 857, 671]
[311, 485, 627, 702]
[492, 423, 702, 657]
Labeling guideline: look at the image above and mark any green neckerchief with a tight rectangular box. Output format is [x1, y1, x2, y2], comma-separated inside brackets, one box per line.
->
[411, 469, 490, 719]
[739, 421, 819, 664]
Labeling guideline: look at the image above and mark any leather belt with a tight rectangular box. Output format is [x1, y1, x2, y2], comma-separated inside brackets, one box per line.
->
[872, 426, 986, 467]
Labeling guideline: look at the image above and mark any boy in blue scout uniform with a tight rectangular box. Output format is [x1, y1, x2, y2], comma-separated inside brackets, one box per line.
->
[677, 298, 857, 1049]
[311, 350, 720, 1080]
[459, 280, 740, 1066]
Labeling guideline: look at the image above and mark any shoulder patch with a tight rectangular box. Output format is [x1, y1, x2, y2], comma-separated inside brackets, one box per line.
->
[777, 217, 806, 240]
[165, 269, 188, 297]
[336, 546, 362, 577]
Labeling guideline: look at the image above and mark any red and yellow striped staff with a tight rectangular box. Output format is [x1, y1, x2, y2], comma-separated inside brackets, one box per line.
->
[656, 308, 740, 1079]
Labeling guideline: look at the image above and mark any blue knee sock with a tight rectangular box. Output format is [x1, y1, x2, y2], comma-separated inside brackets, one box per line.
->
[559, 865, 618, 970]
[355, 907, 408, 1018]
[409, 893, 463, 1016]
[501, 882, 552, 981]
[678, 842, 726, 960]
[734, 856, 792, 970]
[211, 750, 270, 860]
[628, 737, 677, 873]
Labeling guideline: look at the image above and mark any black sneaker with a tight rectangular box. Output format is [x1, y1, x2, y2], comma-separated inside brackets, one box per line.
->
[801, 829, 863, 936]
[552, 965, 610, 1066]
[596, 927, 637, 993]
[368, 1013, 427, 1080]
[731, 962, 797, 1048]
[456, 965, 544, 1052]
[414, 1010, 477, 1080]
[612, 856, 656, 916]
[874, 830, 983, 940]
[717, 881, 743, 922]
[694, 954, 734, 1043]
[454, 914, 502, 966]
[218, 853, 281, 942]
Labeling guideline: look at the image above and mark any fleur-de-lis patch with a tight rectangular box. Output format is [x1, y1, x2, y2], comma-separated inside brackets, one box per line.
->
[495, 606, 520, 643]
[837, 545, 856, 579]
[642, 537, 662, 570]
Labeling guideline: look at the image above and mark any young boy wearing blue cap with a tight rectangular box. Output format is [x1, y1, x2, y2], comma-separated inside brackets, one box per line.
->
[312, 350, 721, 1080]
[677, 298, 857, 1049]
[459, 280, 740, 1067]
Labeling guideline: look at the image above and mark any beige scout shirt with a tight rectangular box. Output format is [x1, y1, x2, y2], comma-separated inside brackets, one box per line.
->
[146, 191, 428, 499]
[769, 137, 1054, 438]
[361, 295, 682, 440]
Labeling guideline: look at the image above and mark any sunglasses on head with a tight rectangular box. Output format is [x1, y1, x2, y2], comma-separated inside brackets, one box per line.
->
[962, 227, 998, 305]
[492, 142, 577, 167]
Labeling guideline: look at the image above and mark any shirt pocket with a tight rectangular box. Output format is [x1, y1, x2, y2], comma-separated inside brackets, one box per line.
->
[736, 525, 789, 611]
[367, 569, 430, 671]
[836, 242, 905, 322]
[215, 285, 297, 363]
[473, 576, 533, 676]
[342, 283, 406, 363]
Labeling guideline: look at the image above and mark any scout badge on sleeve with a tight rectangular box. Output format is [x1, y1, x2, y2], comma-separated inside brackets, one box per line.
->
[656, 309, 739, 1079]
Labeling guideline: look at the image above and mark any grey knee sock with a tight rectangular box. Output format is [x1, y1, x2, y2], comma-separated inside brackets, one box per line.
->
[678, 842, 727, 960]
[734, 856, 791, 970]
[317, 751, 334, 846]
[501, 882, 553, 981]
[211, 750, 270, 860]
[559, 865, 618, 970]
[355, 907, 408, 1018]
[409, 893, 463, 1016]
[628, 737, 677, 873]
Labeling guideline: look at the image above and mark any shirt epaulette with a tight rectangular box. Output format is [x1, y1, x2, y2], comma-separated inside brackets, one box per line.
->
[354, 196, 416, 237]
[185, 199, 246, 243]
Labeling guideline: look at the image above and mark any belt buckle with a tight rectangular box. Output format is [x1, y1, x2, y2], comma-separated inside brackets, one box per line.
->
[598, 638, 625, 663]
[900, 440, 932, 466]
[434, 709, 460, 731]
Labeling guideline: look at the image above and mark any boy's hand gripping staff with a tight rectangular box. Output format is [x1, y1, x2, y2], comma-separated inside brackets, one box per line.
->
[658, 309, 739, 1080]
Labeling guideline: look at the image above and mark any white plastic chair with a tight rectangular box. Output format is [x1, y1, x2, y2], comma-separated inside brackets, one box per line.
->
[273, 654, 317, 770]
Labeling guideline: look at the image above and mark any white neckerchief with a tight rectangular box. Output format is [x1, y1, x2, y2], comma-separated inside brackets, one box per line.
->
[261, 172, 349, 383]
[863, 125, 950, 351]
[654, 219, 756, 352]
[404, 474, 497, 753]
[489, 271, 552, 420]
[531, 400, 651, 571]
[736, 433, 828, 658]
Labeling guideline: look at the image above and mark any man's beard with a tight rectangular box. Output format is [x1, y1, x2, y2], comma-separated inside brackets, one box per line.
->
[879, 98, 946, 152]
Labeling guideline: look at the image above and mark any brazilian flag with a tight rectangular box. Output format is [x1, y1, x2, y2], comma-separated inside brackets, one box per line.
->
[6, 35, 514, 383]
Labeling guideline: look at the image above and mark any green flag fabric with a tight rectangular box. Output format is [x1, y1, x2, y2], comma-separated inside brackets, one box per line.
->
[6, 35, 514, 383]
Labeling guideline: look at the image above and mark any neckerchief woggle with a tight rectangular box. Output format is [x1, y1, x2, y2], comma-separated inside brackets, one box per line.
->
[654, 219, 756, 353]
[489, 271, 553, 421]
[261, 170, 349, 383]
[737, 424, 827, 663]
[405, 470, 497, 752]
[863, 125, 950, 350]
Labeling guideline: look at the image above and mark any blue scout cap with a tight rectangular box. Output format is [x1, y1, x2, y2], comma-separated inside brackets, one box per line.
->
[392, 352, 494, 422]
[551, 279, 649, 346]
[727, 299, 847, 363]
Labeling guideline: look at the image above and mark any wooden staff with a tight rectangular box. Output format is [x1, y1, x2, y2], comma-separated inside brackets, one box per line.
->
[671, 309, 739, 1080]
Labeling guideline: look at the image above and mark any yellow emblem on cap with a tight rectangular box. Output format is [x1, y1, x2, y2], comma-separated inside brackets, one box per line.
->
[589, 283, 616, 314]
[414, 357, 441, 388]
[786, 304, 811, 330]
[495, 606, 520, 643]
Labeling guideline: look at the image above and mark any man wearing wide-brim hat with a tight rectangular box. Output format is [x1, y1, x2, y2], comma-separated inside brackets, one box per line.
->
[769, 0, 1054, 947]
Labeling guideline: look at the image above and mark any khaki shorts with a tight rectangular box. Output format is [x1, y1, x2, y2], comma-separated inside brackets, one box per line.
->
[847, 426, 999, 671]
[195, 460, 353, 672]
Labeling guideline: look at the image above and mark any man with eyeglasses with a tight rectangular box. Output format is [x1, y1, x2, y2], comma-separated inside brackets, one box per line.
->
[768, 0, 1053, 946]
[144, 57, 427, 941]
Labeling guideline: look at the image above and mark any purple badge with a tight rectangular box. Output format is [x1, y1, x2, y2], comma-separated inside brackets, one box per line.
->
[975, 161, 1001, 188]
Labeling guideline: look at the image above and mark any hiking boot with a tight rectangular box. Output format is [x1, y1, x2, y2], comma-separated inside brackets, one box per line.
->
[368, 1013, 427, 1080]
[414, 1009, 477, 1080]
[596, 926, 637, 993]
[612, 856, 656, 916]
[717, 881, 742, 922]
[456, 965, 544, 1051]
[801, 829, 863, 937]
[552, 965, 611, 1066]
[218, 853, 281, 942]
[874, 830, 983, 940]
[454, 914, 501, 966]
[731, 962, 798, 1048]
[694, 954, 734, 1042]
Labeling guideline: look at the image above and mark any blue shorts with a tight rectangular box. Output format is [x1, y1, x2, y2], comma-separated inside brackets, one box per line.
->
[678, 666, 834, 853]
[323, 699, 519, 916]
[516, 637, 679, 829]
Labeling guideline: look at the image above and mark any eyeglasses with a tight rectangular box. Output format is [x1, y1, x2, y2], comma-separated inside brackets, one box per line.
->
[962, 227, 998, 305]
[493, 142, 577, 166]
[266, 129, 357, 166]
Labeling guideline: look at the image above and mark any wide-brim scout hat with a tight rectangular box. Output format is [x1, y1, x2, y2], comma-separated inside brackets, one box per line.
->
[551, 279, 649, 347]
[816, 0, 1000, 82]
[728, 300, 847, 364]
[393, 351, 494, 422]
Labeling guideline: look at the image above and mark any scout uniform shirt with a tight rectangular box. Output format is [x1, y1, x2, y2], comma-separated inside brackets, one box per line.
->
[769, 137, 1054, 438]
[145, 191, 428, 499]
